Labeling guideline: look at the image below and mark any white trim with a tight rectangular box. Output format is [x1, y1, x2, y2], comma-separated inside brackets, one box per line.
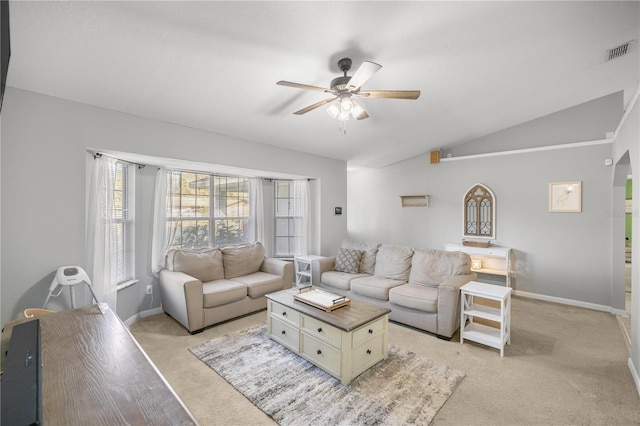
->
[629, 358, 640, 398]
[513, 289, 621, 314]
[441, 138, 612, 162]
[123, 307, 164, 328]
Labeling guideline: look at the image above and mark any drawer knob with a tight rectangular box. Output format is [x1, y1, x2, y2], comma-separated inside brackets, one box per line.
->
[368, 329, 373, 334]
[282, 311, 287, 316]
[317, 327, 323, 333]
[281, 330, 286, 335]
[367, 349, 372, 355]
[316, 349, 322, 355]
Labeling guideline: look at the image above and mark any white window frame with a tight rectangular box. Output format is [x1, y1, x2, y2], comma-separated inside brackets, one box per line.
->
[273, 180, 299, 259]
[114, 161, 136, 289]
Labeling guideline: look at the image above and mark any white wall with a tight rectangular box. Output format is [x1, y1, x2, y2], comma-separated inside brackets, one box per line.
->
[612, 88, 640, 394]
[0, 87, 347, 325]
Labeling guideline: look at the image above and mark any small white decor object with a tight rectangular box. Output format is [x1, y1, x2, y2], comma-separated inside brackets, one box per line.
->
[471, 259, 482, 270]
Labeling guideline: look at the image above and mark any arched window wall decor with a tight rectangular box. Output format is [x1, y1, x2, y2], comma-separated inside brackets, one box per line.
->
[463, 183, 495, 239]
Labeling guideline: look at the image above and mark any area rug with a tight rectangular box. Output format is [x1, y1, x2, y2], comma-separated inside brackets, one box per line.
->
[189, 325, 465, 425]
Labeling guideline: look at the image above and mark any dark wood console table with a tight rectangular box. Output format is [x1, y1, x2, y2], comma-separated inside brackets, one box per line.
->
[2, 304, 196, 425]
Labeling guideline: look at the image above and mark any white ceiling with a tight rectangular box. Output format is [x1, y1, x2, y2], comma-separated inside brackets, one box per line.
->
[6, 1, 640, 168]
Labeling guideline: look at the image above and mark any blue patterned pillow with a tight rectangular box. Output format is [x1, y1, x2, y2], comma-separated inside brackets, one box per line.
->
[333, 248, 363, 273]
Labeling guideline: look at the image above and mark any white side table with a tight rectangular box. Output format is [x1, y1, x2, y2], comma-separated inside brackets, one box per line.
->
[460, 281, 512, 356]
[294, 255, 325, 287]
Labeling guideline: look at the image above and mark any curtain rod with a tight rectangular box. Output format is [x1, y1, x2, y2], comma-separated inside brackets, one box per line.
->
[93, 152, 146, 169]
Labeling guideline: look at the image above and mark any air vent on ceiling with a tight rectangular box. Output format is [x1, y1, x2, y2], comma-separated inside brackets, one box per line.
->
[606, 40, 634, 61]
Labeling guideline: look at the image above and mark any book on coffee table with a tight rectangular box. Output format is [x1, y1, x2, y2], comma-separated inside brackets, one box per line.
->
[294, 287, 351, 312]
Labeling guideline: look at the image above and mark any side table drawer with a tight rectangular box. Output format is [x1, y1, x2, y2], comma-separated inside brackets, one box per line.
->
[351, 333, 385, 377]
[269, 316, 300, 352]
[301, 314, 342, 348]
[352, 316, 385, 347]
[300, 333, 341, 377]
[270, 301, 301, 327]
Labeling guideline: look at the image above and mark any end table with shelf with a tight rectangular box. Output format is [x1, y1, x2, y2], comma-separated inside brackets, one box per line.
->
[460, 281, 512, 356]
[294, 255, 325, 287]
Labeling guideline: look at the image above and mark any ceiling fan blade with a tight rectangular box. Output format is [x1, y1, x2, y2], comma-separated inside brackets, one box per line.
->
[277, 80, 332, 93]
[293, 97, 337, 115]
[356, 110, 370, 120]
[346, 61, 382, 92]
[358, 90, 421, 100]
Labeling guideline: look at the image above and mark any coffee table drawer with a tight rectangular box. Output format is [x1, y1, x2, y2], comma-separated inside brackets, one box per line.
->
[351, 333, 385, 377]
[301, 314, 342, 348]
[301, 333, 341, 377]
[270, 301, 301, 326]
[269, 316, 300, 352]
[352, 316, 385, 347]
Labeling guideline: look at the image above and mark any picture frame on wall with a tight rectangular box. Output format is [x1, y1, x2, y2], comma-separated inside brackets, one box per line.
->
[549, 181, 582, 213]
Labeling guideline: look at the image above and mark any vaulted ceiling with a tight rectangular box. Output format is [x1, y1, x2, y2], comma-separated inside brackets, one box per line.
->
[6, 1, 639, 168]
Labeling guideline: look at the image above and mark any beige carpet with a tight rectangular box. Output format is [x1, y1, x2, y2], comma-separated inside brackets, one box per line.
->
[130, 297, 640, 425]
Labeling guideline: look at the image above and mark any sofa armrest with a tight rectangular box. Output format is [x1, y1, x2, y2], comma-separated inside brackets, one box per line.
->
[311, 257, 336, 286]
[436, 273, 478, 338]
[159, 269, 204, 333]
[260, 258, 294, 289]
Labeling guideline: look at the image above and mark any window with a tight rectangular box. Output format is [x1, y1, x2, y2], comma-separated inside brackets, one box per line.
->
[167, 172, 251, 249]
[463, 183, 495, 239]
[274, 180, 308, 258]
[113, 162, 135, 285]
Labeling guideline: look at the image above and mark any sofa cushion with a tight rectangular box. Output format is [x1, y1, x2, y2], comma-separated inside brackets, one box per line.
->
[351, 276, 406, 301]
[231, 272, 283, 298]
[166, 248, 224, 283]
[341, 240, 380, 274]
[321, 271, 370, 291]
[202, 279, 247, 308]
[222, 242, 265, 279]
[373, 244, 414, 281]
[333, 248, 362, 273]
[389, 283, 438, 313]
[409, 248, 471, 287]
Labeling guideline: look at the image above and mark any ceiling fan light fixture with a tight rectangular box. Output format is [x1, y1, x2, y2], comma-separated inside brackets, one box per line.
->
[326, 100, 340, 118]
[350, 99, 364, 118]
[340, 97, 353, 112]
[337, 111, 350, 122]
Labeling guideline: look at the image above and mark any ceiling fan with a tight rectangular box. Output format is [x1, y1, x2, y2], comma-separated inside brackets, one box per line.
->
[276, 58, 420, 121]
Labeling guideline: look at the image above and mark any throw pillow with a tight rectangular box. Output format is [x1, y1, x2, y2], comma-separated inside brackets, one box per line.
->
[333, 248, 363, 274]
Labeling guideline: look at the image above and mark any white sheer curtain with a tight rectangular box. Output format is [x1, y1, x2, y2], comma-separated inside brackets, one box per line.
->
[151, 168, 179, 274]
[291, 179, 310, 256]
[249, 178, 264, 244]
[86, 155, 118, 310]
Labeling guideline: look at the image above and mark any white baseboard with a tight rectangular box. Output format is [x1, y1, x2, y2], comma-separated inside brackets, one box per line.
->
[123, 307, 164, 327]
[628, 358, 640, 398]
[513, 290, 624, 315]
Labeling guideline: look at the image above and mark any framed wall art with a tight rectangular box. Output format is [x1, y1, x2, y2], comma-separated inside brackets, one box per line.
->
[549, 181, 582, 213]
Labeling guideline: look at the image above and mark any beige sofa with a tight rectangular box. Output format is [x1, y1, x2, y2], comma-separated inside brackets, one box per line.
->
[159, 242, 293, 334]
[311, 240, 476, 339]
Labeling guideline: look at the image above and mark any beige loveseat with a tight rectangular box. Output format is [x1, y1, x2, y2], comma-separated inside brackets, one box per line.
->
[311, 240, 476, 339]
[159, 242, 293, 334]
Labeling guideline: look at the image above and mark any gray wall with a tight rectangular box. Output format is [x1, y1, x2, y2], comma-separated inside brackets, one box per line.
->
[1, 87, 347, 325]
[443, 91, 622, 157]
[347, 93, 621, 308]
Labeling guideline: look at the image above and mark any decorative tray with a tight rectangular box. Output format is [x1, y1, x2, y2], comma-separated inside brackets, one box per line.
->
[294, 287, 351, 312]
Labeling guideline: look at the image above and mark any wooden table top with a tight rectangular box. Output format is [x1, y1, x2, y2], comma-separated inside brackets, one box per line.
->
[266, 288, 390, 332]
[19, 304, 196, 425]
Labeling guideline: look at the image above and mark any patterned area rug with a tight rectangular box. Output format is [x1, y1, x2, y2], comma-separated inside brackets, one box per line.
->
[189, 325, 465, 426]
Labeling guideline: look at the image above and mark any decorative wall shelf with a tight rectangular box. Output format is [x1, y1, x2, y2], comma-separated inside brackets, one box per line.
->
[400, 195, 429, 207]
